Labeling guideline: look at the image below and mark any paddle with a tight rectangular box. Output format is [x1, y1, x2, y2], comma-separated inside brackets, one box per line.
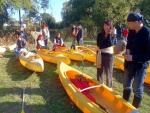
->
[80, 85, 101, 92]
[21, 88, 25, 113]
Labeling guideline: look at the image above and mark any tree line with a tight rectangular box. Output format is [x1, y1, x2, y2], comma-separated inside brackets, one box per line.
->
[61, 0, 150, 28]
[0, 0, 149, 31]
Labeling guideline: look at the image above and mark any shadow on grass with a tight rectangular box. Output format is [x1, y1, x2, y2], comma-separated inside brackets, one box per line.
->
[28, 61, 81, 113]
[0, 86, 81, 113]
[2, 52, 14, 58]
[1, 54, 81, 113]
[113, 67, 124, 84]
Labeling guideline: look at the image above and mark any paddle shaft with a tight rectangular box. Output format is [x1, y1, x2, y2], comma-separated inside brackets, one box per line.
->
[21, 88, 25, 113]
[80, 85, 101, 92]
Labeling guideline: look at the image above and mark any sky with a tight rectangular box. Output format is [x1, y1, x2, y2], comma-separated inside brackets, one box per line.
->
[12, 0, 68, 22]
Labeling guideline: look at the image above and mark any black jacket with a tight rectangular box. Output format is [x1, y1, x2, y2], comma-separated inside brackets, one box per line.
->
[127, 26, 150, 62]
[97, 33, 115, 49]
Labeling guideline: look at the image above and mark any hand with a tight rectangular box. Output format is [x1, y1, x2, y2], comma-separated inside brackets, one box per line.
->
[125, 55, 133, 61]
[108, 29, 114, 35]
[80, 38, 82, 40]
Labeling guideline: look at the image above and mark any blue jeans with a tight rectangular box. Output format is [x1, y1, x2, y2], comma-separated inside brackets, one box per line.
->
[14, 48, 27, 58]
[123, 62, 148, 98]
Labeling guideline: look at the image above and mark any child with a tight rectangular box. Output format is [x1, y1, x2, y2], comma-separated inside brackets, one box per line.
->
[36, 34, 47, 49]
[53, 33, 66, 51]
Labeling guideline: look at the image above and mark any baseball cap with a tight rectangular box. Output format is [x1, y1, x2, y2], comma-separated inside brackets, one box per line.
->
[127, 12, 143, 22]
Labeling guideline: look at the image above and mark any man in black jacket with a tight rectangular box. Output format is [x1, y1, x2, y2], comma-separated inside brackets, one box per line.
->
[76, 25, 84, 45]
[123, 12, 150, 108]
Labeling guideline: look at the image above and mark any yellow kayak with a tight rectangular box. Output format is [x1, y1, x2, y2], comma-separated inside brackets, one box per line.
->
[58, 61, 137, 113]
[114, 56, 150, 84]
[55, 47, 85, 61]
[85, 45, 98, 52]
[115, 54, 150, 73]
[0, 46, 6, 53]
[19, 52, 44, 72]
[0, 44, 16, 53]
[76, 46, 96, 63]
[37, 49, 71, 64]
[5, 44, 16, 51]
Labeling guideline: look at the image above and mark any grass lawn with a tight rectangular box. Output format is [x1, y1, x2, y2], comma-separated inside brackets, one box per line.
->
[0, 40, 150, 113]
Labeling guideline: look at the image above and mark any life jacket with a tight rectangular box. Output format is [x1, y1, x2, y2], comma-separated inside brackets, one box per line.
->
[56, 37, 62, 45]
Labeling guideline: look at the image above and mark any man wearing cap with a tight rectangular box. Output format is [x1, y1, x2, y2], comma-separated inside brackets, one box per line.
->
[20, 26, 28, 42]
[123, 12, 150, 108]
[14, 34, 27, 58]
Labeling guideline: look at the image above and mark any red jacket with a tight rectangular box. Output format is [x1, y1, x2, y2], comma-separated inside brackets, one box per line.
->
[123, 28, 129, 37]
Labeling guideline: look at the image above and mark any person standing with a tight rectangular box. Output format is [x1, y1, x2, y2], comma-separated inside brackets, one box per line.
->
[123, 26, 129, 41]
[113, 26, 117, 45]
[20, 26, 28, 42]
[123, 12, 150, 108]
[71, 25, 77, 49]
[76, 25, 84, 46]
[41, 23, 50, 49]
[116, 23, 123, 39]
[96, 20, 116, 88]
[20, 26, 28, 50]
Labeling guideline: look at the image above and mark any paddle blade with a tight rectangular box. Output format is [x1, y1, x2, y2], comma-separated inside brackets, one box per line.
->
[21, 109, 25, 113]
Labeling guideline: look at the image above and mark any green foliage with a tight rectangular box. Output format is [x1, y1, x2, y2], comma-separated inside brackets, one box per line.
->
[0, 0, 50, 27]
[93, 0, 137, 28]
[135, 0, 150, 19]
[61, 0, 150, 30]
[0, 6, 9, 29]
[41, 13, 56, 29]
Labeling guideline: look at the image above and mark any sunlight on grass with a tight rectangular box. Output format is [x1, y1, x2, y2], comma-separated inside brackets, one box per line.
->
[26, 94, 46, 105]
[0, 41, 149, 113]
[0, 94, 21, 103]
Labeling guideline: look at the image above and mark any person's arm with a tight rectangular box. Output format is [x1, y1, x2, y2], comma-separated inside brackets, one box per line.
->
[16, 40, 19, 48]
[47, 29, 50, 39]
[37, 40, 41, 46]
[61, 38, 64, 46]
[54, 38, 56, 44]
[120, 42, 127, 55]
[23, 39, 27, 48]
